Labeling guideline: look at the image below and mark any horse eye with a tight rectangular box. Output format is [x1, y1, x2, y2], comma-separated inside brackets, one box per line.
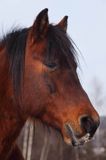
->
[45, 63, 58, 71]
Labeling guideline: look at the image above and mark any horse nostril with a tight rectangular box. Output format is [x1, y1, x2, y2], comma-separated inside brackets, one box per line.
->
[80, 116, 99, 137]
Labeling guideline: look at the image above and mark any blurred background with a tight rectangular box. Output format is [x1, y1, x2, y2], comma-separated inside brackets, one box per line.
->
[0, 0, 106, 159]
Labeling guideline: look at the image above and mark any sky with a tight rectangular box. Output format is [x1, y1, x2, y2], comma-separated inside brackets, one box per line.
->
[0, 0, 106, 115]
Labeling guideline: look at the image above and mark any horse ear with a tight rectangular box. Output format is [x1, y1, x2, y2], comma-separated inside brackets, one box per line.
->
[32, 8, 49, 40]
[57, 16, 68, 32]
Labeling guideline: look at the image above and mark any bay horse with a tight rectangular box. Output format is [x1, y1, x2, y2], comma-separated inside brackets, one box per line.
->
[0, 8, 100, 160]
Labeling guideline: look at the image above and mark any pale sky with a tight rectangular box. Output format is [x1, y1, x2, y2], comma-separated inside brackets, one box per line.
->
[0, 0, 106, 115]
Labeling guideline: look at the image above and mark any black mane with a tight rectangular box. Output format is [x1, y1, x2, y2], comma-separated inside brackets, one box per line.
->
[1, 28, 28, 99]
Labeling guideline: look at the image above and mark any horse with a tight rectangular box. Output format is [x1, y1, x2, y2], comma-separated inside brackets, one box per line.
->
[0, 8, 100, 160]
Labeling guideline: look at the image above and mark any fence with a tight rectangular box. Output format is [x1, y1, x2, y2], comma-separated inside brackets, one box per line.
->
[17, 117, 106, 160]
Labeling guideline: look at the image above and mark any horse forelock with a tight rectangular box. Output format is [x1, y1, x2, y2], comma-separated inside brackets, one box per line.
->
[45, 24, 78, 71]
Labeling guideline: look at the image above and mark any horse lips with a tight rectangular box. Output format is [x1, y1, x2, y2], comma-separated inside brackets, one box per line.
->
[64, 124, 90, 146]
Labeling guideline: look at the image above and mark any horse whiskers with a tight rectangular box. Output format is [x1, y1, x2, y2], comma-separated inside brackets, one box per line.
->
[64, 124, 90, 146]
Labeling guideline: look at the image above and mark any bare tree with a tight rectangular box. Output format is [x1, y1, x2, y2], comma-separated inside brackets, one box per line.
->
[90, 78, 105, 160]
[90, 78, 105, 109]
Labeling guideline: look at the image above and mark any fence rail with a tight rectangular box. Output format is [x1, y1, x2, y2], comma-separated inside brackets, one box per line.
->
[17, 117, 106, 160]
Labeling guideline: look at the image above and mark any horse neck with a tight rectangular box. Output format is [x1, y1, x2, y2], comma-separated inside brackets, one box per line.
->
[0, 46, 26, 159]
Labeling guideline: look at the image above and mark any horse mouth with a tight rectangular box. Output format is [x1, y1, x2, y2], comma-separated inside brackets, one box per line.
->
[64, 123, 91, 146]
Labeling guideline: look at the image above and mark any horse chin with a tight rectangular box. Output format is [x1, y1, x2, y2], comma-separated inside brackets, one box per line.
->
[64, 123, 91, 147]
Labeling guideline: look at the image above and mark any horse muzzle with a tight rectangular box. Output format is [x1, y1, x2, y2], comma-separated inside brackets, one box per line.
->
[63, 116, 100, 146]
[64, 123, 90, 146]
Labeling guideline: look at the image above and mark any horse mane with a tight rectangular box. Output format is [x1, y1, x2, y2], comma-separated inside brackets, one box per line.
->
[0, 24, 78, 100]
[45, 25, 78, 70]
[1, 28, 28, 99]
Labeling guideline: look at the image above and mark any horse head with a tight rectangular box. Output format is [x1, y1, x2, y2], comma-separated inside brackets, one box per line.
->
[7, 9, 100, 146]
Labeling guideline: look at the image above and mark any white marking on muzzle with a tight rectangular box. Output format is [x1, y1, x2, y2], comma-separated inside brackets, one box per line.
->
[64, 124, 90, 146]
